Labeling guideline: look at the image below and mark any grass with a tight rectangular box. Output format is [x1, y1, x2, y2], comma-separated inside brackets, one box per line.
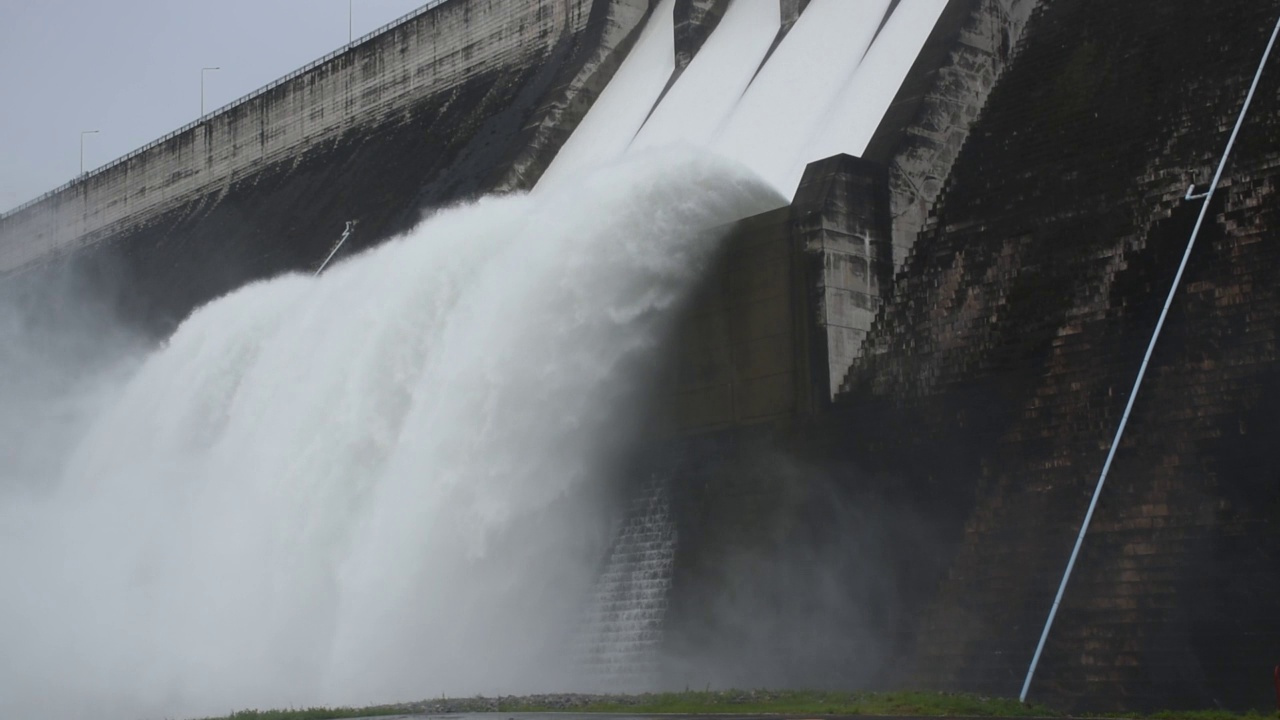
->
[208, 708, 406, 720]
[1142, 713, 1277, 720]
[498, 690, 1058, 716]
[196, 690, 1280, 720]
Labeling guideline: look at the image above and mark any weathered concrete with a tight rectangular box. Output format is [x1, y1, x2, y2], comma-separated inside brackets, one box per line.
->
[7, 0, 1276, 709]
[863, 0, 1040, 270]
[792, 155, 894, 400]
[779, 0, 812, 33]
[840, 0, 1280, 709]
[673, 0, 730, 71]
[0, 0, 653, 332]
[499, 1, 658, 191]
[655, 206, 804, 436]
[0, 0, 650, 276]
[647, 0, 1280, 709]
[651, 157, 907, 431]
[651, 156, 894, 435]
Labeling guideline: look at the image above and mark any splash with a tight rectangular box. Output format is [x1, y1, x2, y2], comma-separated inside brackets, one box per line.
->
[0, 150, 782, 720]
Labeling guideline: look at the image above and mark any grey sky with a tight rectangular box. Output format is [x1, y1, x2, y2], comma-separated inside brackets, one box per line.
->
[0, 0, 424, 213]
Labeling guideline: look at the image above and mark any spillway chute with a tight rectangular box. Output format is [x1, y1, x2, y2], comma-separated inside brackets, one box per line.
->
[542, 0, 950, 199]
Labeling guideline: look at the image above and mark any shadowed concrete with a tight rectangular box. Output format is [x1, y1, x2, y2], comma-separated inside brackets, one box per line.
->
[0, 0, 654, 336]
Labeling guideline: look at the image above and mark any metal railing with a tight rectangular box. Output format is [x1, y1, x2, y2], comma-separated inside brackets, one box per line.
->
[0, 0, 454, 221]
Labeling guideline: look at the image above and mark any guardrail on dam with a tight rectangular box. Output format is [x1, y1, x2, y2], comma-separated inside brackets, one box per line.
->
[0, 0, 453, 224]
[0, 0, 651, 281]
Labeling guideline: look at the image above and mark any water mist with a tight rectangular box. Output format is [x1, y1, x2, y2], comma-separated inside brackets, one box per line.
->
[0, 150, 783, 720]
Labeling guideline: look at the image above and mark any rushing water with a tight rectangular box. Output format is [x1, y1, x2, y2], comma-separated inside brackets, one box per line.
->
[576, 473, 677, 690]
[0, 150, 782, 720]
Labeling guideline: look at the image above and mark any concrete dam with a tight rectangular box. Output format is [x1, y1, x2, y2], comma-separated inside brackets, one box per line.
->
[1, 0, 1279, 717]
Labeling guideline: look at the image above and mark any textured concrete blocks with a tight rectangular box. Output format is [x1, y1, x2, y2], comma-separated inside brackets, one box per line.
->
[792, 154, 894, 398]
[779, 0, 812, 32]
[0, 0, 651, 277]
[659, 208, 800, 435]
[656, 154, 898, 433]
[844, 0, 1280, 709]
[673, 0, 729, 70]
[864, 0, 1040, 270]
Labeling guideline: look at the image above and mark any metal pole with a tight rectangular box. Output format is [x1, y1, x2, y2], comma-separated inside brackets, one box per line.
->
[80, 130, 99, 175]
[316, 220, 358, 276]
[201, 67, 220, 117]
[1018, 9, 1280, 704]
[349, 0, 353, 43]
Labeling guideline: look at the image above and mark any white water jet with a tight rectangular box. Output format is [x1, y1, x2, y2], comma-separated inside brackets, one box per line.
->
[542, 0, 947, 200]
[805, 0, 951, 162]
[711, 0, 892, 194]
[536, 0, 677, 191]
[0, 150, 781, 720]
[630, 0, 780, 153]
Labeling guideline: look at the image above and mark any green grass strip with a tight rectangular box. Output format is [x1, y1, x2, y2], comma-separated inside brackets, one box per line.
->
[196, 689, 1279, 720]
[210, 707, 405, 720]
[498, 690, 1057, 716]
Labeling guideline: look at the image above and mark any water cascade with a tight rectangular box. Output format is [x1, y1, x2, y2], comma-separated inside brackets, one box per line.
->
[0, 151, 781, 720]
[539, 1, 953, 679]
[0, 1, 958, 713]
[576, 473, 677, 690]
[541, 0, 948, 197]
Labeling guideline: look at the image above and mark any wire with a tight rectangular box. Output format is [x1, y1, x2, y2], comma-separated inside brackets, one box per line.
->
[1019, 8, 1280, 703]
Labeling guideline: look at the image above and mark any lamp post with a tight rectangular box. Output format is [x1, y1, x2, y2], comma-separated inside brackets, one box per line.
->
[201, 67, 220, 116]
[80, 130, 99, 176]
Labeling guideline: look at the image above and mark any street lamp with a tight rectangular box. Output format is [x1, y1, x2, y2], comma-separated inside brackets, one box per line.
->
[80, 130, 99, 176]
[201, 67, 220, 116]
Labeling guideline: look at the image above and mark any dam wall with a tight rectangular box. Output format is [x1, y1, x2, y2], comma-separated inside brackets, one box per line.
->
[864, 0, 1039, 269]
[837, 0, 1280, 709]
[0, 0, 649, 273]
[0, 0, 651, 329]
[659, 0, 1044, 400]
[654, 154, 892, 438]
[806, 0, 1042, 387]
[5, 0, 1275, 709]
[647, 0, 1280, 710]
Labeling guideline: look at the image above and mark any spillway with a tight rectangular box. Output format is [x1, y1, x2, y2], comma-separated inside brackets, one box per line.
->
[536, 0, 678, 189]
[805, 0, 951, 161]
[630, 0, 780, 152]
[711, 0, 894, 193]
[540, 0, 948, 198]
[1, 1, 965, 716]
[7, 0, 1274, 713]
[533, 3, 954, 688]
[0, 152, 781, 720]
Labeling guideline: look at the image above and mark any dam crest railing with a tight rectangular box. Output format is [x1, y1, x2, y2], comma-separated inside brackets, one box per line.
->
[0, 0, 454, 221]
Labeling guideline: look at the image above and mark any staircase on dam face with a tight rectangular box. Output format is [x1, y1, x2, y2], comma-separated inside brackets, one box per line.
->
[576, 474, 677, 691]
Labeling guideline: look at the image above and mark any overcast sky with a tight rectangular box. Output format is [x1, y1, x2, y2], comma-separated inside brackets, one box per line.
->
[0, 0, 425, 213]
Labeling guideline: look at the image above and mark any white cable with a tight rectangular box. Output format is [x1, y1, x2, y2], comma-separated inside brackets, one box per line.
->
[1019, 10, 1280, 703]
